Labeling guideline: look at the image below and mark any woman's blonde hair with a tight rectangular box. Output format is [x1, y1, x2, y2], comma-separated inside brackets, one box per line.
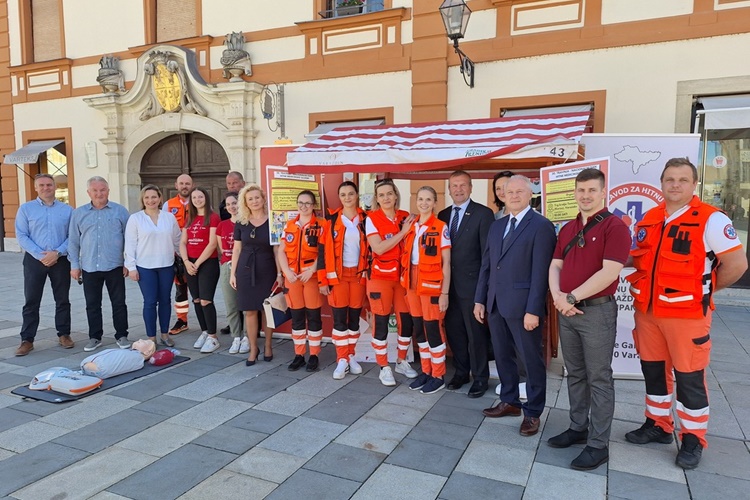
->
[236, 184, 267, 224]
[139, 184, 162, 210]
[416, 185, 438, 212]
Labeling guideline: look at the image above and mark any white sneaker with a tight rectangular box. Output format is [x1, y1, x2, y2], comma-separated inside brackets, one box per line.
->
[348, 355, 363, 375]
[200, 336, 220, 353]
[229, 337, 241, 354]
[379, 366, 396, 386]
[193, 331, 209, 349]
[333, 359, 349, 380]
[238, 337, 250, 354]
[395, 359, 418, 379]
[519, 382, 527, 402]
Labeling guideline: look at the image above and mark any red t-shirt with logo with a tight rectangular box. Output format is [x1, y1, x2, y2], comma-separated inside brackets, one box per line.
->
[216, 219, 236, 264]
[186, 213, 221, 259]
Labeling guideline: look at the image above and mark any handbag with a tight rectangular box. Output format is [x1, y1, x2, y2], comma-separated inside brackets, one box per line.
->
[173, 255, 187, 285]
[263, 285, 292, 329]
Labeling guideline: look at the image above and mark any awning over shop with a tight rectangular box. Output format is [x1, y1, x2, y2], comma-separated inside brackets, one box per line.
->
[697, 95, 750, 130]
[287, 111, 590, 174]
[3, 140, 64, 164]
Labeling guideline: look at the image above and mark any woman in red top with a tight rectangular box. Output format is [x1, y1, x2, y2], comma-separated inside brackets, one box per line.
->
[319, 181, 368, 380]
[365, 179, 418, 386]
[179, 187, 222, 353]
[216, 192, 246, 355]
[401, 186, 452, 394]
[278, 190, 326, 372]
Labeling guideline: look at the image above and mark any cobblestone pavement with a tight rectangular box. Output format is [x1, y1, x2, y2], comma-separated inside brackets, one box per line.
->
[0, 252, 748, 499]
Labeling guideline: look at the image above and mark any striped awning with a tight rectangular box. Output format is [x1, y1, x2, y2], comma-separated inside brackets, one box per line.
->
[287, 111, 590, 173]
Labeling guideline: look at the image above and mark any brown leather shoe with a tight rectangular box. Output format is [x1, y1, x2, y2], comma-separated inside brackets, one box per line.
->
[59, 335, 74, 349]
[482, 402, 522, 418]
[520, 416, 540, 436]
[15, 340, 34, 357]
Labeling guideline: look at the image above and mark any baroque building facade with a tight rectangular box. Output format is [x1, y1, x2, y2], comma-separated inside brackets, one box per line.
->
[1, 0, 749, 276]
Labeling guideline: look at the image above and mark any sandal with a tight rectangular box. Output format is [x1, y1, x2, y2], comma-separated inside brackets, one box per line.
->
[159, 335, 175, 348]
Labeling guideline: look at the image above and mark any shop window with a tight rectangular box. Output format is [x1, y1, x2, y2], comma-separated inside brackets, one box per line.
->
[318, 0, 386, 19]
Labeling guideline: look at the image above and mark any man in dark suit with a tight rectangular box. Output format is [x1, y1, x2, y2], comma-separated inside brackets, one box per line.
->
[438, 171, 495, 398]
[474, 175, 556, 436]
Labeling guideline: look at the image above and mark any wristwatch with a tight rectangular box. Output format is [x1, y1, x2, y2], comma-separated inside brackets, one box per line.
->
[566, 293, 577, 305]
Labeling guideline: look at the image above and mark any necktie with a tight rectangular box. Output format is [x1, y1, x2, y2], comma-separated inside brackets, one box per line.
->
[450, 206, 460, 239]
[504, 217, 516, 241]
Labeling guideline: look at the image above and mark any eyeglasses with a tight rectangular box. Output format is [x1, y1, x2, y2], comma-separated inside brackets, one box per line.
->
[374, 178, 395, 187]
[297, 201, 314, 207]
[577, 230, 585, 248]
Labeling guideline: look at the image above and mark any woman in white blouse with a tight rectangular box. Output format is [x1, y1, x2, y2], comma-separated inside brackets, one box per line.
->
[125, 185, 182, 347]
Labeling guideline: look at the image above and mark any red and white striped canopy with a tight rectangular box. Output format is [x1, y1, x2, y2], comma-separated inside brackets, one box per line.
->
[287, 111, 590, 174]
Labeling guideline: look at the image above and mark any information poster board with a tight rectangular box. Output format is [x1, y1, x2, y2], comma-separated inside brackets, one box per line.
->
[581, 134, 701, 378]
[541, 157, 610, 230]
[265, 166, 323, 245]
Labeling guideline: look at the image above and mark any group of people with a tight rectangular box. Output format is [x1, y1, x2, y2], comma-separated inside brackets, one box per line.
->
[14, 158, 747, 473]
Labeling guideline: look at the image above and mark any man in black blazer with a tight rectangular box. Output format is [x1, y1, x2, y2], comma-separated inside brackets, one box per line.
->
[438, 171, 495, 398]
[474, 175, 556, 436]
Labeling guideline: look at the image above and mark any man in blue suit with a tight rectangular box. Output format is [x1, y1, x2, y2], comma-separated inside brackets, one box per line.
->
[474, 175, 556, 436]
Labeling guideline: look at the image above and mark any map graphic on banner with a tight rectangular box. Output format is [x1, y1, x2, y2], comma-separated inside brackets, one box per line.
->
[581, 134, 701, 378]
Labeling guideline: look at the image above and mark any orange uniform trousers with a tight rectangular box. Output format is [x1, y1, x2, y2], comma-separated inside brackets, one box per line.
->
[406, 286, 446, 378]
[367, 278, 410, 366]
[633, 309, 712, 448]
[285, 277, 323, 356]
[327, 267, 366, 361]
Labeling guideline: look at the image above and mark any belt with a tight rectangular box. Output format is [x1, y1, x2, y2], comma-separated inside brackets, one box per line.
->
[577, 295, 614, 307]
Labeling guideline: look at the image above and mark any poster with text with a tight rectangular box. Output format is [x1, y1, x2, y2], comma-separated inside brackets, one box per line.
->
[540, 157, 610, 231]
[581, 134, 701, 378]
[265, 166, 323, 245]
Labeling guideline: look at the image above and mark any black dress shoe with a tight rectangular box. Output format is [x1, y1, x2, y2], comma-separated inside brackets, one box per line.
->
[220, 326, 231, 335]
[467, 381, 488, 398]
[548, 428, 589, 448]
[306, 355, 319, 372]
[571, 446, 609, 471]
[288, 355, 306, 371]
[446, 375, 470, 391]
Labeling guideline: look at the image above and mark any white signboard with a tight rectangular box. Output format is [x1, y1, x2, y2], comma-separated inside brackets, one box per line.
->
[581, 134, 701, 378]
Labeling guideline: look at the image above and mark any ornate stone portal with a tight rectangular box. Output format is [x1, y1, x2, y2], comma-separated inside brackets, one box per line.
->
[220, 32, 252, 82]
[84, 45, 263, 209]
[96, 55, 125, 94]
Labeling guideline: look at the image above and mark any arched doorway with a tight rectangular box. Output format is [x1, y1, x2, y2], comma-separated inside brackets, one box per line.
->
[140, 132, 229, 208]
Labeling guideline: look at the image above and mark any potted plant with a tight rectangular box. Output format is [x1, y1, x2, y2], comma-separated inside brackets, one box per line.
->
[336, 0, 365, 17]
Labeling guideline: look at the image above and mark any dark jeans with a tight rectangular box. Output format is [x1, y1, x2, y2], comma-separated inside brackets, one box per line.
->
[20, 253, 71, 342]
[83, 267, 128, 340]
[137, 265, 174, 337]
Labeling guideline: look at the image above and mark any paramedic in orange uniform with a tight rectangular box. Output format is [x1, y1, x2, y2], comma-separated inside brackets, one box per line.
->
[365, 178, 418, 386]
[625, 157, 747, 470]
[278, 190, 326, 372]
[319, 181, 368, 380]
[401, 186, 452, 395]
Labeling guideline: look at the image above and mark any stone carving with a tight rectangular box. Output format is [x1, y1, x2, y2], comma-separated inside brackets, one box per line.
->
[220, 32, 252, 82]
[140, 51, 206, 121]
[96, 55, 125, 94]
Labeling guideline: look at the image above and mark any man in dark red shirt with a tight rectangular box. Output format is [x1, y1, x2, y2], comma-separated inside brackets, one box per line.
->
[547, 168, 631, 471]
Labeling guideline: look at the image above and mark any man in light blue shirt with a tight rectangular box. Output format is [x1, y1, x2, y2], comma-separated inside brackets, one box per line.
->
[14, 174, 74, 356]
[68, 176, 131, 352]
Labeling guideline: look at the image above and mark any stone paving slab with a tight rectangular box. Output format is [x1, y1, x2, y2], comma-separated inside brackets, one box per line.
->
[0, 406, 37, 433]
[165, 397, 253, 431]
[608, 470, 690, 499]
[266, 468, 361, 500]
[439, 471, 524, 500]
[165, 372, 245, 402]
[0, 442, 89, 497]
[303, 442, 386, 483]
[8, 397, 80, 416]
[51, 407, 167, 453]
[191, 423, 267, 455]
[608, 441, 686, 484]
[38, 394, 138, 430]
[131, 394, 200, 417]
[108, 443, 237, 500]
[303, 388, 382, 425]
[524, 462, 607, 500]
[352, 463, 447, 500]
[286, 368, 355, 397]
[253, 390, 324, 417]
[12, 445, 157, 500]
[685, 469, 750, 499]
[364, 400, 427, 425]
[226, 447, 307, 483]
[224, 408, 294, 434]
[0, 419, 71, 453]
[218, 373, 296, 404]
[407, 417, 478, 450]
[116, 421, 206, 457]
[386, 437, 465, 477]
[180, 469, 277, 500]
[335, 416, 413, 455]
[258, 416, 346, 459]
[110, 370, 200, 402]
[455, 440, 535, 486]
